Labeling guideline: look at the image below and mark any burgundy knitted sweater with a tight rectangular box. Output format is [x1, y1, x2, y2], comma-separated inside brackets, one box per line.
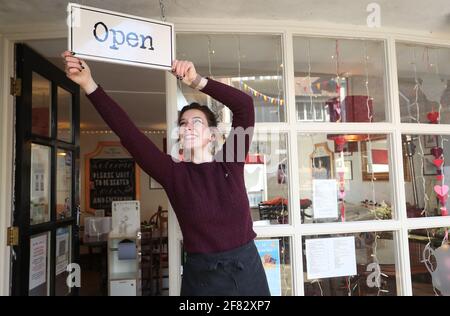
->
[87, 78, 256, 253]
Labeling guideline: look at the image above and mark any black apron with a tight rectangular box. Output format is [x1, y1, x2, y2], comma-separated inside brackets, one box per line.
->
[181, 240, 271, 296]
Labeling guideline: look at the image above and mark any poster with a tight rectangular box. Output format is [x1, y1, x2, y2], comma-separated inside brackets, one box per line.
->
[56, 228, 70, 275]
[29, 234, 48, 290]
[305, 236, 356, 280]
[111, 200, 140, 236]
[312, 179, 338, 219]
[254, 239, 282, 296]
[89, 158, 136, 212]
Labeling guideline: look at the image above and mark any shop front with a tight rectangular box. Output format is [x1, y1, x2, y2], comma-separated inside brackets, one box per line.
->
[0, 1, 450, 296]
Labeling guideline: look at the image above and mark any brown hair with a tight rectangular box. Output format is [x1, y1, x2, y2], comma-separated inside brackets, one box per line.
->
[177, 103, 218, 127]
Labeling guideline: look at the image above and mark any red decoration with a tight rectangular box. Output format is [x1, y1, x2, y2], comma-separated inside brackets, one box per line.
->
[431, 147, 443, 159]
[434, 185, 449, 197]
[433, 159, 444, 169]
[427, 111, 439, 124]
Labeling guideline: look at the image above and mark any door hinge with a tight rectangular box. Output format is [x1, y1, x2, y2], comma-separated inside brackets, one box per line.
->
[7, 227, 19, 246]
[10, 77, 21, 96]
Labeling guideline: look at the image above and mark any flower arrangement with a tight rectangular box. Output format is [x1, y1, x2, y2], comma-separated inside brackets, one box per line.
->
[370, 201, 392, 220]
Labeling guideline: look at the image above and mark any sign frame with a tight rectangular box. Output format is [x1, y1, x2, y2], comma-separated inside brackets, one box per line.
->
[67, 2, 174, 70]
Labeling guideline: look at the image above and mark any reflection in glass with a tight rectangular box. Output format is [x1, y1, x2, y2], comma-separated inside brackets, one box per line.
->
[403, 134, 450, 218]
[32, 72, 51, 137]
[55, 226, 72, 296]
[57, 87, 72, 142]
[30, 144, 51, 225]
[57, 150, 72, 220]
[246, 132, 289, 225]
[298, 134, 394, 223]
[255, 237, 292, 296]
[176, 33, 285, 122]
[303, 231, 397, 296]
[409, 228, 449, 296]
[293, 37, 387, 123]
[29, 232, 51, 296]
[397, 43, 450, 123]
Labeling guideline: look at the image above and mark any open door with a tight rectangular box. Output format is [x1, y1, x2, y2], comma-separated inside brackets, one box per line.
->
[11, 44, 80, 296]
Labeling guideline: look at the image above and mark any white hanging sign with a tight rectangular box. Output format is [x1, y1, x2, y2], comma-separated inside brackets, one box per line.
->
[67, 3, 174, 70]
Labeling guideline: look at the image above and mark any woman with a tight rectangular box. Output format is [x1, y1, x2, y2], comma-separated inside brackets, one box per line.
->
[61, 51, 270, 296]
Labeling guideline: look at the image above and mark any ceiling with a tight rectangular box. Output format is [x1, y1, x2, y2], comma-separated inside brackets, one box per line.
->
[1, 0, 450, 35]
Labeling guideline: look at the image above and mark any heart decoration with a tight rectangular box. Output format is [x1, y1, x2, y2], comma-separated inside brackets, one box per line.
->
[436, 175, 444, 181]
[441, 208, 448, 216]
[434, 185, 449, 197]
[427, 111, 439, 123]
[431, 147, 443, 159]
[433, 159, 444, 169]
[338, 171, 345, 179]
[438, 194, 448, 205]
[339, 191, 346, 199]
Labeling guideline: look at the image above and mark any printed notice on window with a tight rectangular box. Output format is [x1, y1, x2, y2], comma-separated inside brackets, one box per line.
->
[305, 236, 356, 280]
[29, 234, 48, 290]
[312, 179, 338, 219]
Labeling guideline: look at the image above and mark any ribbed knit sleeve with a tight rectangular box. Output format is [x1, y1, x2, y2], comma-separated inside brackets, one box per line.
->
[201, 79, 255, 163]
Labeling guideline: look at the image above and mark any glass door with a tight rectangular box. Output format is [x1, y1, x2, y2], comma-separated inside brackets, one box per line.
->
[12, 43, 80, 296]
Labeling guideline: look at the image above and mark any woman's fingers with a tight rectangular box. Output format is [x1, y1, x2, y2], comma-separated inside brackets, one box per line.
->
[66, 61, 82, 70]
[61, 50, 72, 58]
[68, 67, 81, 74]
[171, 60, 196, 82]
[64, 56, 80, 64]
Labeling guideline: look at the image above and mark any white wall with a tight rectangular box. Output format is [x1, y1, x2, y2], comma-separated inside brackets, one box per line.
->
[0, 35, 13, 296]
[80, 132, 169, 223]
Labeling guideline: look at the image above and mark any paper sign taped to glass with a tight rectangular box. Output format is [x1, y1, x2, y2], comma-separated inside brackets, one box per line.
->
[67, 3, 174, 70]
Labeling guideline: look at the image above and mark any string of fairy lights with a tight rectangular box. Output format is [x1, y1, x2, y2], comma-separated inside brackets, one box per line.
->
[410, 44, 449, 296]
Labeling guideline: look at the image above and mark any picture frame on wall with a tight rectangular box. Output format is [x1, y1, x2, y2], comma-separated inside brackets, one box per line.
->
[423, 154, 436, 176]
[310, 142, 334, 179]
[424, 135, 438, 148]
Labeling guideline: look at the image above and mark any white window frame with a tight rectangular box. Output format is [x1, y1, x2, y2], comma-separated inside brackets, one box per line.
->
[168, 22, 450, 296]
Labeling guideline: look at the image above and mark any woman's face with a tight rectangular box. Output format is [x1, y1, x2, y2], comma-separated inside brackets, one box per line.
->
[179, 109, 213, 151]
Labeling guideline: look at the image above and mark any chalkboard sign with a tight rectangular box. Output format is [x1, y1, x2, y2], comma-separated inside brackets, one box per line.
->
[89, 158, 136, 212]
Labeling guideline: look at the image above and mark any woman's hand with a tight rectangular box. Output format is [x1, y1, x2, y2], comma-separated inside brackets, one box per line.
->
[171, 60, 199, 87]
[61, 50, 98, 94]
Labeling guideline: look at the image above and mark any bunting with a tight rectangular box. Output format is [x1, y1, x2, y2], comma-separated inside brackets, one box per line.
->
[241, 82, 284, 106]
